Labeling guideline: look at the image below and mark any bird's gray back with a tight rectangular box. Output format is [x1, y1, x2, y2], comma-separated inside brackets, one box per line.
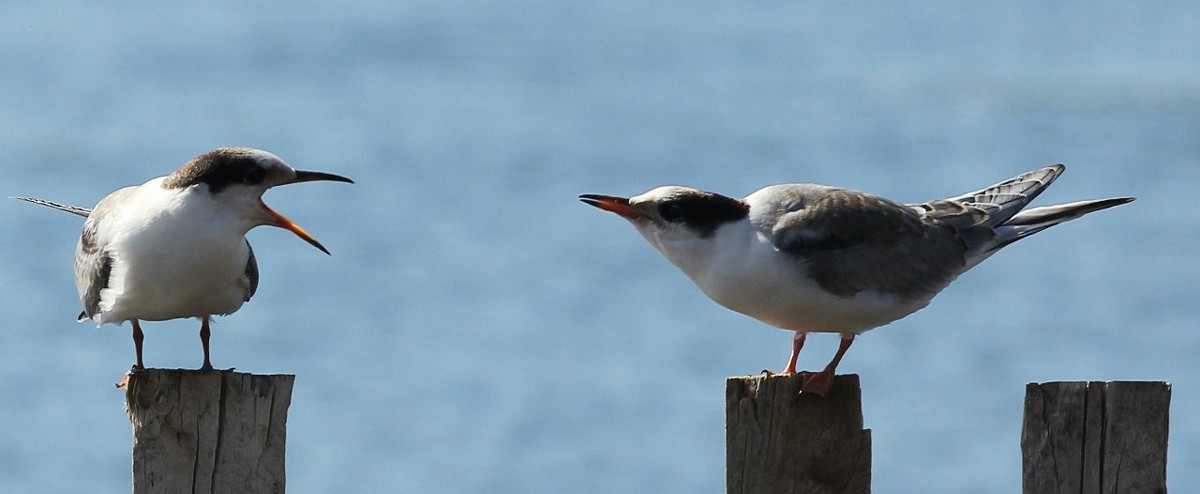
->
[752, 184, 970, 303]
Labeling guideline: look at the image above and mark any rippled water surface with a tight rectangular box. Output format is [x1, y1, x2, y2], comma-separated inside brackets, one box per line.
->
[2, 3, 1198, 492]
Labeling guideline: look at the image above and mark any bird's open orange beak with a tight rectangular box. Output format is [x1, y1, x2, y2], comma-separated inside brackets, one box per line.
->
[261, 201, 333, 254]
[579, 194, 646, 220]
[265, 170, 354, 255]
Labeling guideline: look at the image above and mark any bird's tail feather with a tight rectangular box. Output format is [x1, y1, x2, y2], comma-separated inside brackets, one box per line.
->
[11, 196, 92, 217]
[994, 197, 1135, 248]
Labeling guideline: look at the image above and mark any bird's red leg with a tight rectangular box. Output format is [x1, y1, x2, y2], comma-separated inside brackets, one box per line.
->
[801, 334, 855, 396]
[199, 316, 214, 371]
[132, 320, 145, 370]
[782, 332, 806, 375]
[764, 332, 807, 376]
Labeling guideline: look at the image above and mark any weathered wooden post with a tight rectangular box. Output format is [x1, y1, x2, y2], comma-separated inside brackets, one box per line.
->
[124, 369, 295, 494]
[726, 374, 871, 494]
[1021, 381, 1170, 494]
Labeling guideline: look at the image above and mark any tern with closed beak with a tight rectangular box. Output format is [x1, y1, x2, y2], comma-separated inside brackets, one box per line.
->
[16, 147, 353, 370]
[581, 165, 1132, 396]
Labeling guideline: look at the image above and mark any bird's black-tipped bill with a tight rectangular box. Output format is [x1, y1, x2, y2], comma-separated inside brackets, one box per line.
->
[287, 170, 355, 185]
[579, 194, 646, 220]
[266, 169, 352, 255]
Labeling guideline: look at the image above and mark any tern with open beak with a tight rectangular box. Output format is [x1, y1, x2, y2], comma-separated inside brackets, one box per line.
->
[16, 147, 353, 370]
[581, 165, 1132, 396]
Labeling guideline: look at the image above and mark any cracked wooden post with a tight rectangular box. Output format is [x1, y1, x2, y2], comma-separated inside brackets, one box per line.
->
[726, 374, 871, 494]
[124, 369, 295, 494]
[1021, 381, 1170, 494]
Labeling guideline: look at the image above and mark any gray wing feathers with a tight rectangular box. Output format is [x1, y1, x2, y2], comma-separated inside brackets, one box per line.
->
[937, 166, 1135, 263]
[767, 165, 1132, 302]
[76, 253, 112, 322]
[244, 240, 259, 301]
[923, 164, 1134, 255]
[940, 164, 1064, 226]
[771, 188, 969, 302]
[69, 187, 137, 322]
[75, 208, 114, 321]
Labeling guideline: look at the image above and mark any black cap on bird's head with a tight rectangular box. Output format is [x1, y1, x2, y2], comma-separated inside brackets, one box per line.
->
[165, 147, 354, 254]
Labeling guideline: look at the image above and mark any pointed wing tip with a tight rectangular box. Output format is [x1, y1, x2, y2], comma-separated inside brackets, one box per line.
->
[1039, 163, 1067, 180]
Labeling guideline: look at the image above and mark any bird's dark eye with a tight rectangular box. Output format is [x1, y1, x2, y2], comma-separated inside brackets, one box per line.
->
[242, 166, 266, 185]
[659, 202, 684, 222]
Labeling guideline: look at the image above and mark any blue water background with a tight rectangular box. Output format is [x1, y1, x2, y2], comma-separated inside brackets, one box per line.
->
[2, 2, 1198, 492]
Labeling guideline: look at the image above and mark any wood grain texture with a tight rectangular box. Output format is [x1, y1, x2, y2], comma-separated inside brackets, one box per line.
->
[727, 374, 871, 494]
[125, 369, 295, 494]
[1021, 381, 1169, 494]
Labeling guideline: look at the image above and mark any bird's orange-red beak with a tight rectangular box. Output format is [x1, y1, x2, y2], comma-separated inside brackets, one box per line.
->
[261, 201, 332, 255]
[579, 194, 646, 220]
[264, 170, 354, 255]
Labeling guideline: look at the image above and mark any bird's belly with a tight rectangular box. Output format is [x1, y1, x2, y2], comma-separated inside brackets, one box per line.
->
[99, 235, 250, 323]
[690, 260, 925, 334]
[117, 278, 247, 322]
